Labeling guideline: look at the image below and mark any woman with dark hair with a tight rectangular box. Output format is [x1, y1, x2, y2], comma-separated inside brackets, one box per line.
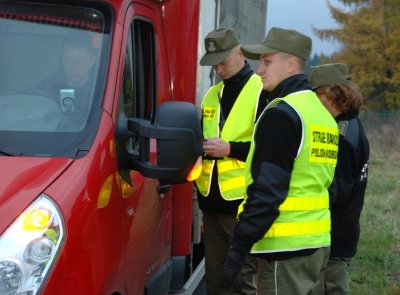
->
[310, 63, 370, 294]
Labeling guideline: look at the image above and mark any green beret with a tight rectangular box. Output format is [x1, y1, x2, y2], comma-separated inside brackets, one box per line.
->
[241, 27, 312, 61]
[200, 28, 240, 66]
[309, 63, 351, 89]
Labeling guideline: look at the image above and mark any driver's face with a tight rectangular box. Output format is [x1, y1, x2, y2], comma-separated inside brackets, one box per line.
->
[62, 45, 96, 87]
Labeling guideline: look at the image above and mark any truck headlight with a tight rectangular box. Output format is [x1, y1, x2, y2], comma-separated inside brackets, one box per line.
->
[0, 195, 64, 295]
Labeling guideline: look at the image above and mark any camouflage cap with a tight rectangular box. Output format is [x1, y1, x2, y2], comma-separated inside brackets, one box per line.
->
[309, 63, 351, 89]
[241, 27, 312, 61]
[200, 28, 240, 66]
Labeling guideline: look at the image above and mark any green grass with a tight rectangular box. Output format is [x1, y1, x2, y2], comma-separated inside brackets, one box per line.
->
[349, 113, 400, 294]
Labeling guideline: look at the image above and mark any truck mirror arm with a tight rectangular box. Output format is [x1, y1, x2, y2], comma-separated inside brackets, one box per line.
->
[126, 118, 198, 181]
[117, 102, 202, 185]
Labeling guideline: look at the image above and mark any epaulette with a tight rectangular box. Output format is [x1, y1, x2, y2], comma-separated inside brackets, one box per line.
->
[338, 119, 359, 151]
[338, 120, 348, 136]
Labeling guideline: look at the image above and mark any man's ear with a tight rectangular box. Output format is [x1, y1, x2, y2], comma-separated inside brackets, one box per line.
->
[286, 56, 301, 74]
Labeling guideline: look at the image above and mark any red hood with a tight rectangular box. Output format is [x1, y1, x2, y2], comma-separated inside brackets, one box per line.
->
[0, 157, 72, 234]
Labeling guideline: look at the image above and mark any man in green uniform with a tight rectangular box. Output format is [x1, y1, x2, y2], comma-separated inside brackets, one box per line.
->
[224, 27, 339, 294]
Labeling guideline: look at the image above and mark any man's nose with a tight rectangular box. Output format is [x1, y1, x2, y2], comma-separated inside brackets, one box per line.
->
[68, 62, 86, 73]
[256, 65, 264, 76]
[214, 64, 223, 74]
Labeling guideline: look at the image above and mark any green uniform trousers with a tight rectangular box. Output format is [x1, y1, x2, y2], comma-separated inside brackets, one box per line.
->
[203, 212, 257, 295]
[324, 257, 352, 294]
[256, 247, 330, 295]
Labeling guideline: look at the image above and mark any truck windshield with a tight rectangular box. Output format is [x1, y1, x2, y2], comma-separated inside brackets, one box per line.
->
[0, 2, 110, 158]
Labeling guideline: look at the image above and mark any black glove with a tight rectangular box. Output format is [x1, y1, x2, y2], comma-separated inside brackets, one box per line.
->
[224, 246, 246, 292]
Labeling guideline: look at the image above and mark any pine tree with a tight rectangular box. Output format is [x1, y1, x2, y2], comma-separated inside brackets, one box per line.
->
[313, 0, 400, 110]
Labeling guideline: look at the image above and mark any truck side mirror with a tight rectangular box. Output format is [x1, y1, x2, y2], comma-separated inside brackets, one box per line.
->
[117, 101, 203, 185]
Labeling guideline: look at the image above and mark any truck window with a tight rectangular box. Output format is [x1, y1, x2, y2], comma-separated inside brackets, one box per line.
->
[120, 19, 155, 121]
[0, 2, 111, 158]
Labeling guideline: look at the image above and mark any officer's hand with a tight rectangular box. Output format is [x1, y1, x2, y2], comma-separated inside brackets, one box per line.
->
[224, 246, 245, 292]
[203, 137, 230, 158]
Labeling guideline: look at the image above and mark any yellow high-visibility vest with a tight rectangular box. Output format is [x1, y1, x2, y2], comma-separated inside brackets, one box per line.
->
[196, 74, 262, 200]
[239, 90, 338, 252]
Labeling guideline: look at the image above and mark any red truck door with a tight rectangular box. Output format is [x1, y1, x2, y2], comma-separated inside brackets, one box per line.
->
[115, 2, 173, 293]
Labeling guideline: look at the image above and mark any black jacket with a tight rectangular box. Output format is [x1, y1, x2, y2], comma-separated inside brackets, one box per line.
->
[197, 62, 269, 215]
[231, 74, 322, 260]
[330, 109, 369, 257]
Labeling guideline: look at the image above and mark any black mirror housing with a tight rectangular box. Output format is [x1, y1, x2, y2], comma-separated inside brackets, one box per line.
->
[118, 101, 202, 185]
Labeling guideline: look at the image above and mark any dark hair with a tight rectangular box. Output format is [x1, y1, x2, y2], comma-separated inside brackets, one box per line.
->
[314, 83, 362, 113]
[62, 30, 97, 56]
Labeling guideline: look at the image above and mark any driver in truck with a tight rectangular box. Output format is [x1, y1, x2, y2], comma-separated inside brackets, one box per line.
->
[39, 30, 97, 119]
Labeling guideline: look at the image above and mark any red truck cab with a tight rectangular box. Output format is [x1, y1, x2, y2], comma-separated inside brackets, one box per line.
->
[0, 0, 203, 294]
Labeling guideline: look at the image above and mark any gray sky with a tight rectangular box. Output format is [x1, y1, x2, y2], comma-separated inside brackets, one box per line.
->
[266, 0, 343, 55]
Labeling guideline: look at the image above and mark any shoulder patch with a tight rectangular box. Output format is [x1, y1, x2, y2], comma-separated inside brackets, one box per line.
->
[338, 120, 348, 136]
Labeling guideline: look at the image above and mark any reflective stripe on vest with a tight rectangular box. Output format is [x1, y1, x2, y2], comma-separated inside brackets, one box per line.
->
[196, 74, 262, 200]
[240, 90, 338, 253]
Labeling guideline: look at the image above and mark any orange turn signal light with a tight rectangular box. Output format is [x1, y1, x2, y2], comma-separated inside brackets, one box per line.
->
[187, 156, 203, 181]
